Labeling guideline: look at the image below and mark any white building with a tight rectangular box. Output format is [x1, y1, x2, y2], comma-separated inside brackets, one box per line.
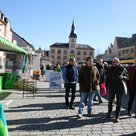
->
[50, 20, 94, 65]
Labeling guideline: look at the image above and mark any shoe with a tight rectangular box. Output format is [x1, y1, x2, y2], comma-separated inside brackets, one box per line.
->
[99, 101, 103, 104]
[77, 114, 82, 118]
[93, 99, 98, 101]
[87, 113, 92, 117]
[128, 111, 132, 116]
[114, 118, 120, 122]
[65, 106, 69, 109]
[69, 106, 75, 110]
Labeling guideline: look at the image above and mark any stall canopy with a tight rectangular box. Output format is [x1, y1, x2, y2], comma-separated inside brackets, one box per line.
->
[0, 36, 28, 54]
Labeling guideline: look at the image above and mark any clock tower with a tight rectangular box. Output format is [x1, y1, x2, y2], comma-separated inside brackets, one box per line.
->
[69, 19, 77, 59]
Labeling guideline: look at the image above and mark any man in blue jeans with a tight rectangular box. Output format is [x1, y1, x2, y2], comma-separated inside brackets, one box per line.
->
[77, 56, 100, 118]
[93, 58, 104, 104]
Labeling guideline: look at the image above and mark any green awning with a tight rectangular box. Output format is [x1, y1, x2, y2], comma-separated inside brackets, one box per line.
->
[0, 36, 28, 54]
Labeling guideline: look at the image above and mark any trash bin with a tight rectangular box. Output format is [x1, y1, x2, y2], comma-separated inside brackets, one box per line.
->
[0, 76, 3, 91]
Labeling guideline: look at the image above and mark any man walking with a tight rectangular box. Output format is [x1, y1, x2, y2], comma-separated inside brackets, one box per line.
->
[77, 56, 100, 118]
[62, 58, 78, 109]
[93, 58, 104, 104]
[107, 57, 128, 122]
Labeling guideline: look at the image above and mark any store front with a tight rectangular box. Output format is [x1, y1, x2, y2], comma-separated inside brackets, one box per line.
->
[0, 36, 28, 89]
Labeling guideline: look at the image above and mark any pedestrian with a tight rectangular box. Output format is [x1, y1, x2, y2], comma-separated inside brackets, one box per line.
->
[107, 57, 128, 122]
[93, 58, 104, 104]
[54, 64, 61, 72]
[77, 56, 100, 118]
[62, 58, 78, 110]
[127, 61, 136, 118]
[40, 65, 44, 77]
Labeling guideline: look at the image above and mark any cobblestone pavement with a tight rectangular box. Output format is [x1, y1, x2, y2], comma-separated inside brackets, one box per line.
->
[1, 80, 136, 136]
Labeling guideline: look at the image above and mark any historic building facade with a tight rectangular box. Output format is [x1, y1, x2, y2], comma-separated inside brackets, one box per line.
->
[50, 20, 94, 65]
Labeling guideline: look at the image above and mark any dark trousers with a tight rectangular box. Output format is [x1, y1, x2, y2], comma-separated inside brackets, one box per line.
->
[128, 89, 136, 113]
[108, 90, 123, 119]
[65, 83, 76, 107]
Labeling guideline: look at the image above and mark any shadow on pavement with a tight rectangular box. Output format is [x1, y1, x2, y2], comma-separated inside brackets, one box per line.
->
[103, 93, 135, 113]
[5, 102, 79, 112]
[7, 113, 112, 132]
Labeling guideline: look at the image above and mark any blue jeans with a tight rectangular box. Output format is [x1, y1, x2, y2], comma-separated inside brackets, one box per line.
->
[78, 92, 95, 114]
[94, 90, 102, 102]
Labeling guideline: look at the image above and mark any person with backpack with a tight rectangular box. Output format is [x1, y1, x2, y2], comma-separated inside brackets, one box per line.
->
[62, 58, 78, 109]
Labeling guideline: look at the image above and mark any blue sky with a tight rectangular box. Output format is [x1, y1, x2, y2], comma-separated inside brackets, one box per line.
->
[1, 0, 136, 55]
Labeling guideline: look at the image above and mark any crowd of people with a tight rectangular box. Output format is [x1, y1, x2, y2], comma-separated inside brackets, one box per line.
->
[61, 56, 136, 123]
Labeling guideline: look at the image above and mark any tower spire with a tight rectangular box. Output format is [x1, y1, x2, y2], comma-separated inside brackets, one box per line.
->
[69, 19, 77, 38]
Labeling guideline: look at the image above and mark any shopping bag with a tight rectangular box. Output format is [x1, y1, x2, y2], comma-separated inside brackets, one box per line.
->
[122, 80, 127, 95]
[100, 83, 107, 96]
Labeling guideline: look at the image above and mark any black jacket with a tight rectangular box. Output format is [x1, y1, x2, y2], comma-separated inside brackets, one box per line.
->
[107, 65, 128, 93]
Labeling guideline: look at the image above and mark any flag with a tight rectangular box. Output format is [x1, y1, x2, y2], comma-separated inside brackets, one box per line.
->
[0, 102, 9, 136]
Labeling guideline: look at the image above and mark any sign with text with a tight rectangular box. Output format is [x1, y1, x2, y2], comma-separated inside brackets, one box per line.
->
[45, 70, 54, 81]
[50, 72, 62, 90]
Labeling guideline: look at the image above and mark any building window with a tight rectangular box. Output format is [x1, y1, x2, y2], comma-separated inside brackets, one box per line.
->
[51, 55, 55, 59]
[89, 51, 92, 56]
[71, 39, 75, 42]
[130, 48, 134, 53]
[83, 51, 87, 55]
[126, 49, 129, 54]
[77, 57, 80, 60]
[51, 49, 55, 54]
[58, 50, 61, 54]
[77, 51, 81, 55]
[119, 51, 121, 56]
[57, 56, 61, 59]
[70, 50, 74, 54]
[64, 50, 67, 54]
[63, 56, 67, 60]
[122, 50, 125, 54]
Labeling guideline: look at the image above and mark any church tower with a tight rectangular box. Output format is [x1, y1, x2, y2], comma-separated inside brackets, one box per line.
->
[69, 19, 77, 59]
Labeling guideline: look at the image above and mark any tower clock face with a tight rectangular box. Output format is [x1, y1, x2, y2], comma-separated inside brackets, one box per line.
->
[71, 44, 75, 48]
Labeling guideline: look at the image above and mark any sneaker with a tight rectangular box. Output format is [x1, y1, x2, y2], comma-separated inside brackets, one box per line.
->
[77, 114, 82, 118]
[93, 99, 98, 101]
[114, 118, 120, 123]
[69, 106, 75, 110]
[128, 111, 132, 116]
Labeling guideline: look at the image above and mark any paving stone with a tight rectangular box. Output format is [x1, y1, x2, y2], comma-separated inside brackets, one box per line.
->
[2, 81, 136, 136]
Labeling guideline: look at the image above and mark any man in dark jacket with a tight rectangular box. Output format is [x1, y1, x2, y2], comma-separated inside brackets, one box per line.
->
[77, 56, 100, 118]
[127, 61, 136, 118]
[62, 58, 78, 109]
[107, 57, 128, 122]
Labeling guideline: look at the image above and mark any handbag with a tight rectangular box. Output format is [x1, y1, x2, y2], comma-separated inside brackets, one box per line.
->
[100, 83, 107, 96]
[122, 80, 127, 95]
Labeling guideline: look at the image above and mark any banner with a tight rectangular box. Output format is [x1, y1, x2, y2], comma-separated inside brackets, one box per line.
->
[50, 72, 62, 90]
